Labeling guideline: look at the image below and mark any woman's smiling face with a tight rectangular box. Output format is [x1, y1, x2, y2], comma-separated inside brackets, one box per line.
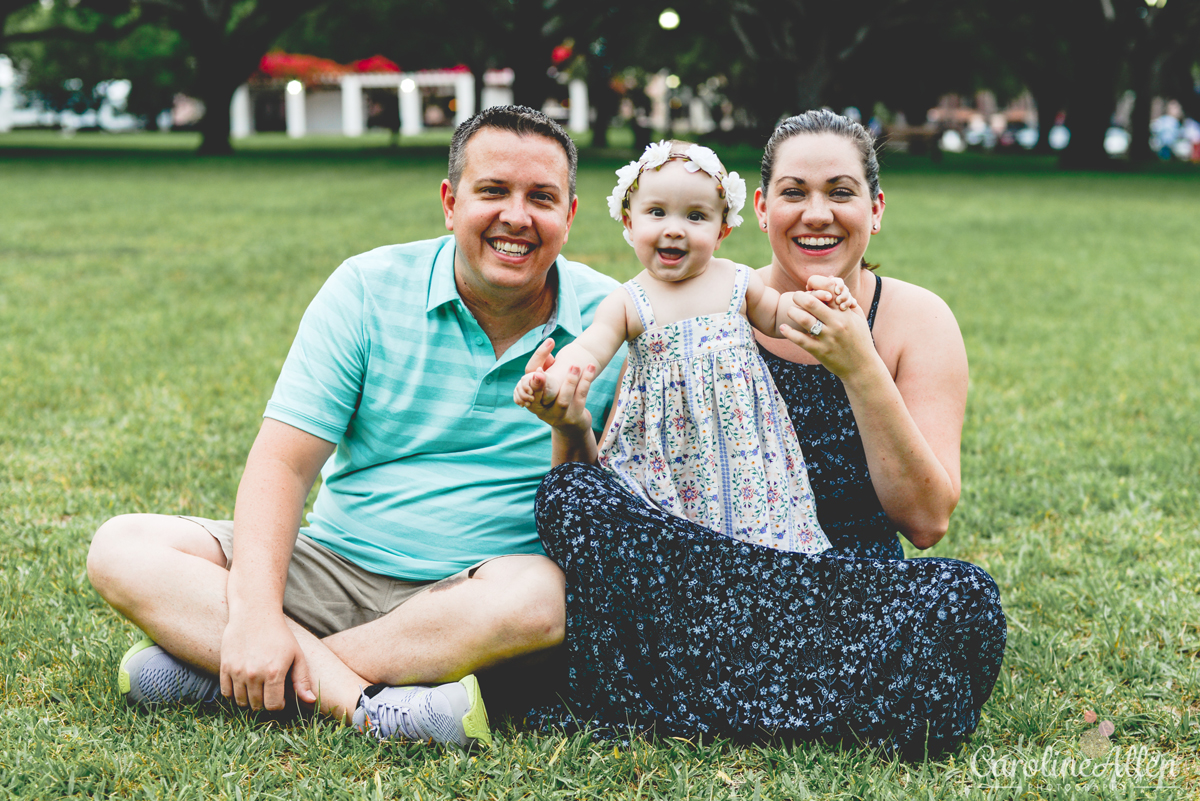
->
[754, 132, 884, 285]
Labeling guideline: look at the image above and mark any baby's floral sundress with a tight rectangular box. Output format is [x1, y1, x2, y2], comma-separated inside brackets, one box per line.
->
[598, 263, 830, 553]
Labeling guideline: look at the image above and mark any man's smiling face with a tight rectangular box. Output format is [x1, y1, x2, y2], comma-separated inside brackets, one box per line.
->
[441, 128, 577, 303]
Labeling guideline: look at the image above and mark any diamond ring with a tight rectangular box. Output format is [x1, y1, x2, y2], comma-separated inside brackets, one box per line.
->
[809, 321, 824, 337]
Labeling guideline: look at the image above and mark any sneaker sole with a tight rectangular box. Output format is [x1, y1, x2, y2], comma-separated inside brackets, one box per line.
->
[117, 636, 157, 696]
[458, 674, 492, 747]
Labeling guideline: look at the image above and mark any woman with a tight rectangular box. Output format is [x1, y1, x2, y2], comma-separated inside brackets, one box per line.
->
[528, 110, 1005, 759]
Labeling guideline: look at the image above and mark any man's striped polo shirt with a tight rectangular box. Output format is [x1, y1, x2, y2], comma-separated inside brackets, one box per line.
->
[264, 235, 623, 581]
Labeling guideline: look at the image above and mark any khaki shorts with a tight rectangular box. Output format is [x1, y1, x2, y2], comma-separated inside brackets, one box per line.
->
[181, 516, 488, 639]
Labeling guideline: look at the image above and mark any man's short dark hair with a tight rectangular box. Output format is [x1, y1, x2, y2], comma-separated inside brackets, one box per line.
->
[448, 105, 578, 200]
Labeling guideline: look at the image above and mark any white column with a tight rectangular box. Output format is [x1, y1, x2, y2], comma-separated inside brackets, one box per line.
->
[285, 81, 306, 138]
[648, 72, 668, 132]
[0, 56, 14, 134]
[400, 76, 421, 136]
[341, 75, 363, 137]
[568, 78, 589, 133]
[230, 84, 252, 138]
[689, 97, 714, 134]
[454, 72, 475, 126]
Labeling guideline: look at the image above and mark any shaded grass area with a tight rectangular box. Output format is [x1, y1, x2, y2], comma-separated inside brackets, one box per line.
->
[1, 134, 1198, 798]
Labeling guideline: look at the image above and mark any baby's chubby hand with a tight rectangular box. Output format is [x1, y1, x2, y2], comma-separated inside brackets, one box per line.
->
[515, 337, 559, 409]
[806, 275, 863, 317]
[514, 369, 559, 408]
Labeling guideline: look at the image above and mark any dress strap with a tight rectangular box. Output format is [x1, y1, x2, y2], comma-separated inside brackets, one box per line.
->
[866, 274, 884, 331]
[728, 263, 751, 313]
[623, 279, 658, 330]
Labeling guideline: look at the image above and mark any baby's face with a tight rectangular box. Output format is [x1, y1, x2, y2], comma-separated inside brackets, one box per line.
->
[624, 159, 730, 283]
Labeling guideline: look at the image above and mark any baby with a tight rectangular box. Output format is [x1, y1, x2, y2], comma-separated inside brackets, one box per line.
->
[516, 140, 857, 552]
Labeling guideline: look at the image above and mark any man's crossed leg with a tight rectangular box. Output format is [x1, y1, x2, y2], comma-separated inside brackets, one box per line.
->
[87, 513, 565, 746]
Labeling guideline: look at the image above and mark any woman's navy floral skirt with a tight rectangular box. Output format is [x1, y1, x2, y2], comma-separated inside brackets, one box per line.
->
[527, 463, 1006, 760]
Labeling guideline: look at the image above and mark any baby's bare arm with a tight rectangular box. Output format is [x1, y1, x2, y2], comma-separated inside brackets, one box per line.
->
[534, 291, 628, 402]
[743, 269, 794, 338]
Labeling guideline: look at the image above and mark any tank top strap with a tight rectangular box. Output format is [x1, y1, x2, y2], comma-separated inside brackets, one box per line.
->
[623, 278, 658, 330]
[727, 263, 751, 313]
[866, 274, 884, 331]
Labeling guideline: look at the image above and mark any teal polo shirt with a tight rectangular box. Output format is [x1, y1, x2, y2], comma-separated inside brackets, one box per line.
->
[264, 236, 623, 581]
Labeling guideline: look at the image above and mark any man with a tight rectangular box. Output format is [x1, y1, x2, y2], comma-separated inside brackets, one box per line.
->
[86, 106, 622, 748]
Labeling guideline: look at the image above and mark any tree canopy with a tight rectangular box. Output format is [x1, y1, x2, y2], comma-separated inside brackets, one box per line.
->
[3, 0, 1198, 166]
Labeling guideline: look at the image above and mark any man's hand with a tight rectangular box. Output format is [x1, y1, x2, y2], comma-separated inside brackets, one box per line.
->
[529, 363, 596, 430]
[220, 611, 316, 711]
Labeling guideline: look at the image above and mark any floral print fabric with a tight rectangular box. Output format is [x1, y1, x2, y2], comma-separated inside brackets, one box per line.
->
[598, 264, 830, 553]
[527, 275, 1006, 757]
[529, 463, 1007, 759]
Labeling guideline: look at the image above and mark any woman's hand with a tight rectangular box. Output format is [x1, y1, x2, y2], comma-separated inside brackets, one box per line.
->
[778, 273, 965, 549]
[780, 277, 877, 379]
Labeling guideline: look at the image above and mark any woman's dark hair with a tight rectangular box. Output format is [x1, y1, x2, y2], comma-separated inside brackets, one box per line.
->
[448, 105, 578, 200]
[760, 109, 881, 200]
[761, 109, 882, 271]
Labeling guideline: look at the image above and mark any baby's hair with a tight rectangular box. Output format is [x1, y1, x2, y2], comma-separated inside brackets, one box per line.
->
[626, 139, 735, 225]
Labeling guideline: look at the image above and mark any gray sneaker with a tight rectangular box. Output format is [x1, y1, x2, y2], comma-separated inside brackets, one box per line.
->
[351, 674, 491, 748]
[118, 636, 219, 707]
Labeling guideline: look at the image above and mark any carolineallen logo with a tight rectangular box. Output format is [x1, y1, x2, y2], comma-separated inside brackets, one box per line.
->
[968, 710, 1181, 792]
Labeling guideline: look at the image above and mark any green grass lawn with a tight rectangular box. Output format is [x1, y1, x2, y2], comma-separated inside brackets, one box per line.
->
[1, 131, 1197, 799]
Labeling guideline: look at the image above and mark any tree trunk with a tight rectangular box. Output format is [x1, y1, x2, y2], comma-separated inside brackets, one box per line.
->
[196, 82, 235, 155]
[191, 30, 263, 155]
[794, 56, 831, 117]
[506, 0, 550, 110]
[1060, 15, 1121, 170]
[587, 60, 618, 149]
[1127, 22, 1155, 167]
[1030, 86, 1063, 155]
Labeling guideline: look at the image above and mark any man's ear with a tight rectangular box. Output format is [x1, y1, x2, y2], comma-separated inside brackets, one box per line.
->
[563, 195, 579, 243]
[440, 179, 455, 231]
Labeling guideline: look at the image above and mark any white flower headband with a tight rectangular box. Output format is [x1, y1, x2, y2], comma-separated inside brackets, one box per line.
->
[606, 140, 747, 246]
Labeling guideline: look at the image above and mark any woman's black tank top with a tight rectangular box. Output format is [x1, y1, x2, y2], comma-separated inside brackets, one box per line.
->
[758, 276, 904, 560]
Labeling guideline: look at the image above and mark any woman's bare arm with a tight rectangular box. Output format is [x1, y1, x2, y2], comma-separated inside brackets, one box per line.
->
[785, 279, 966, 549]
